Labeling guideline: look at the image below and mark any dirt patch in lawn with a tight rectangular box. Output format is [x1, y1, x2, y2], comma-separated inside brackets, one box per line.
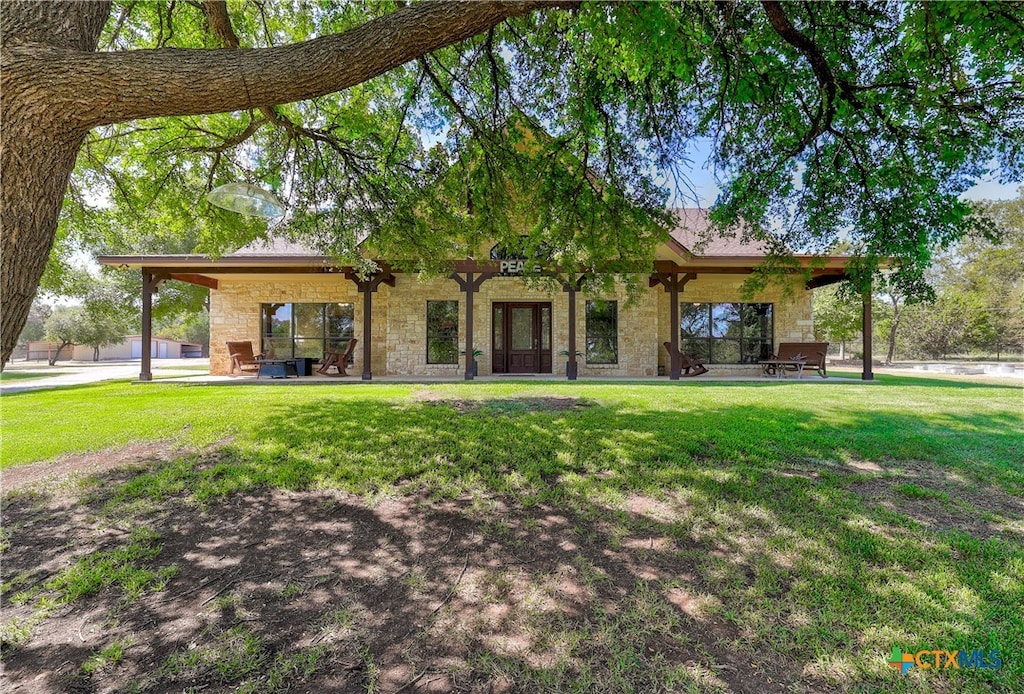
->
[1, 440, 193, 494]
[2, 461, 807, 694]
[846, 460, 1024, 540]
[413, 391, 593, 414]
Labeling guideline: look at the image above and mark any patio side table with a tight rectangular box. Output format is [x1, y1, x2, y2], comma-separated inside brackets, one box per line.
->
[256, 359, 298, 379]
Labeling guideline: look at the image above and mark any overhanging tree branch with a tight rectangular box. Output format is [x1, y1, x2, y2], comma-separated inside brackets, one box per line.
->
[4, 1, 565, 130]
[761, 0, 851, 155]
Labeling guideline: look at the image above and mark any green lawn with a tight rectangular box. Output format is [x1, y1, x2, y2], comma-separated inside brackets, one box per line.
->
[1, 377, 1021, 692]
[0, 371, 54, 382]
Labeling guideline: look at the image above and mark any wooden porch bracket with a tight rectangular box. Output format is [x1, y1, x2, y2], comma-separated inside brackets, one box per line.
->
[345, 265, 396, 381]
[806, 271, 849, 290]
[649, 271, 696, 380]
[450, 271, 497, 380]
[169, 273, 219, 290]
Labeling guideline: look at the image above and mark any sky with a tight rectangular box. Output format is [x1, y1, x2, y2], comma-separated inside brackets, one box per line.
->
[668, 138, 1021, 207]
[675, 174, 1022, 207]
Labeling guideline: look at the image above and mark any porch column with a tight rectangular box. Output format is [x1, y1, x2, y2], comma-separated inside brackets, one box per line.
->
[561, 276, 586, 380]
[464, 272, 476, 380]
[140, 270, 155, 382]
[450, 271, 496, 380]
[346, 265, 396, 381]
[668, 279, 680, 380]
[862, 282, 874, 381]
[650, 270, 694, 381]
[361, 286, 373, 380]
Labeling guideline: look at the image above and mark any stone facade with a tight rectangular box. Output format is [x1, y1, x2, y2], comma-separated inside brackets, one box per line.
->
[656, 274, 815, 376]
[209, 272, 814, 377]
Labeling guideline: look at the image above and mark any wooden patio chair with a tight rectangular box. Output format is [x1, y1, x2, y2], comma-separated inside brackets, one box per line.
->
[663, 342, 709, 377]
[769, 342, 830, 378]
[317, 338, 358, 376]
[226, 340, 263, 376]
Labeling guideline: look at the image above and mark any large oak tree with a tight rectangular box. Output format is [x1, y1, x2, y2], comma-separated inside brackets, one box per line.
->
[2, 1, 1022, 368]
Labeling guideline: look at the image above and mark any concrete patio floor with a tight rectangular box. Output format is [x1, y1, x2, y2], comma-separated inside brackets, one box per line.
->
[6, 357, 1021, 392]
[149, 371, 868, 385]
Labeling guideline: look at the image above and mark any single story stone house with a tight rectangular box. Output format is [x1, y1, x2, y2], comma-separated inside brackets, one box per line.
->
[100, 209, 871, 381]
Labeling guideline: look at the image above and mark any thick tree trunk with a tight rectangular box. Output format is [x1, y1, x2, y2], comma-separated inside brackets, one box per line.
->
[0, 1, 561, 368]
[1, 1, 109, 367]
[1, 125, 92, 367]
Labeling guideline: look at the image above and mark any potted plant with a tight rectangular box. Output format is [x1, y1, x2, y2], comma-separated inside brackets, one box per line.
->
[460, 348, 484, 377]
[559, 349, 583, 381]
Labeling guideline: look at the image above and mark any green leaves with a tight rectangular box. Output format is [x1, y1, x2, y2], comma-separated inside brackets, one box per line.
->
[55, 0, 1024, 304]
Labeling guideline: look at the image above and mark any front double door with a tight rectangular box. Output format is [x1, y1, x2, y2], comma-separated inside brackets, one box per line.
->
[492, 302, 552, 374]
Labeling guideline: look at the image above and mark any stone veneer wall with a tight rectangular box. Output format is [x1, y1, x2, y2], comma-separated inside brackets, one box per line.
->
[209, 276, 387, 376]
[384, 274, 660, 377]
[656, 274, 815, 375]
[384, 276, 465, 377]
[209, 272, 814, 377]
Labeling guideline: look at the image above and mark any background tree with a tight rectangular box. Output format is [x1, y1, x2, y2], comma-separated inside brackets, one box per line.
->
[3, 1, 1023, 367]
[39, 280, 135, 364]
[42, 306, 85, 365]
[877, 286, 909, 366]
[812, 285, 861, 359]
[956, 194, 1024, 355]
[897, 290, 990, 360]
[16, 300, 52, 346]
[79, 280, 136, 361]
[867, 192, 1023, 362]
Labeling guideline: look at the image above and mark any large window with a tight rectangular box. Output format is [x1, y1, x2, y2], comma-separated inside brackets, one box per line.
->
[680, 302, 773, 363]
[426, 300, 459, 364]
[586, 300, 618, 364]
[261, 303, 354, 359]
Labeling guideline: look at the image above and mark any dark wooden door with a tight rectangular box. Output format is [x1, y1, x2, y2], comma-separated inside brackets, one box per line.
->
[492, 302, 551, 374]
[508, 304, 537, 373]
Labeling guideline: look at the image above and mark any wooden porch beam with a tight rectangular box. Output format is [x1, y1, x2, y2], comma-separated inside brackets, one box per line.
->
[361, 286, 373, 380]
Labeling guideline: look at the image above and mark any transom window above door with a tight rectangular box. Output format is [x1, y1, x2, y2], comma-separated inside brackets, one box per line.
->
[261, 302, 354, 359]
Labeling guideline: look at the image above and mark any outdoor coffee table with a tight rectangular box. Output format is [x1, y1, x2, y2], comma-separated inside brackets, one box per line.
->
[759, 359, 807, 379]
[256, 359, 298, 379]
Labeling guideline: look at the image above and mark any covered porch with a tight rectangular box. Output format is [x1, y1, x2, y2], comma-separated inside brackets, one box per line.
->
[99, 229, 876, 380]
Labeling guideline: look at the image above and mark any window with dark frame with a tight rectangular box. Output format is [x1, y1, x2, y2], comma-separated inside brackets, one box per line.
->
[585, 299, 618, 364]
[260, 303, 354, 360]
[426, 300, 459, 364]
[680, 302, 773, 363]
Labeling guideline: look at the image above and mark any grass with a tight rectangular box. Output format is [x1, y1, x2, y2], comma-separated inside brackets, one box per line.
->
[82, 640, 130, 674]
[1, 376, 1022, 691]
[44, 526, 178, 603]
[895, 482, 951, 501]
[0, 371, 54, 381]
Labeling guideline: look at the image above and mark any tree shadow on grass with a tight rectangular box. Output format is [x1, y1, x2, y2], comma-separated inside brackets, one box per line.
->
[2, 395, 1021, 693]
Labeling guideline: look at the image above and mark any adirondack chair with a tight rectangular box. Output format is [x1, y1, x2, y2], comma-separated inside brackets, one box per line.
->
[226, 341, 263, 375]
[662, 342, 709, 377]
[317, 338, 358, 376]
